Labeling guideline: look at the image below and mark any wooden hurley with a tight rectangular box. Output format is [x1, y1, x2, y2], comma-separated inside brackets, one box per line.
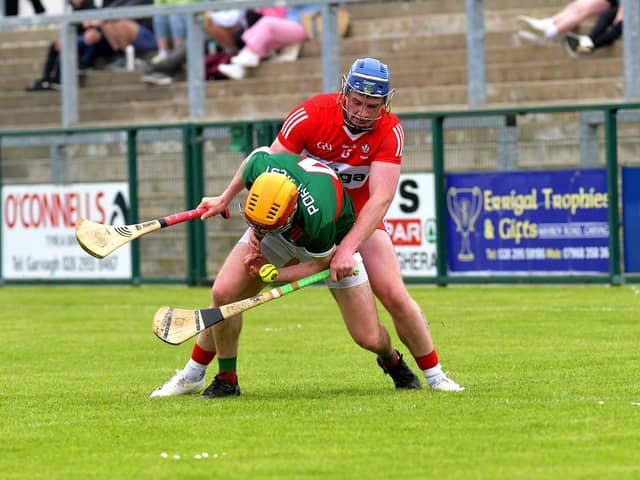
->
[75, 207, 229, 259]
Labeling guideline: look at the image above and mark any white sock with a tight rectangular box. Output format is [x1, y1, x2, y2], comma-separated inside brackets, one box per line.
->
[423, 363, 444, 384]
[579, 35, 594, 49]
[521, 16, 551, 32]
[543, 22, 558, 38]
[183, 359, 207, 381]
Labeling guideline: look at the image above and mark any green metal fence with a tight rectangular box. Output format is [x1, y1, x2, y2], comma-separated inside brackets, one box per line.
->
[1, 102, 639, 286]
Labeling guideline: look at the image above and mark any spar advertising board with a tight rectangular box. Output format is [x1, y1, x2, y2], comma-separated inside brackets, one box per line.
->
[386, 173, 437, 277]
[1, 183, 131, 280]
[445, 169, 609, 274]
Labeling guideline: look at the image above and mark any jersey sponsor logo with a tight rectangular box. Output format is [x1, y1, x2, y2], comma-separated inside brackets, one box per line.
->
[385, 218, 422, 246]
[323, 161, 369, 188]
[340, 144, 356, 159]
[297, 157, 339, 181]
[298, 186, 320, 216]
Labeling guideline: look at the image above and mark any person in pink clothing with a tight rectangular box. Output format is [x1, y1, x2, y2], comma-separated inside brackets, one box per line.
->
[218, 5, 316, 80]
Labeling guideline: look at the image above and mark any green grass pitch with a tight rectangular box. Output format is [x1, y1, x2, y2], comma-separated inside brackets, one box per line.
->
[1, 284, 639, 479]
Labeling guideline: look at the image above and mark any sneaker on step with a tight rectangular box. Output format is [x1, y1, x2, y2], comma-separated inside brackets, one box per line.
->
[231, 48, 260, 67]
[517, 15, 551, 34]
[563, 32, 594, 58]
[428, 372, 465, 392]
[149, 369, 205, 397]
[218, 63, 246, 80]
[25, 79, 53, 92]
[142, 72, 173, 86]
[271, 43, 302, 63]
[377, 350, 422, 389]
[200, 374, 241, 398]
[151, 51, 168, 64]
[517, 29, 549, 46]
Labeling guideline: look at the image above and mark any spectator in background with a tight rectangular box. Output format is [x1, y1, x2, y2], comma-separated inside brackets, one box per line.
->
[204, 8, 251, 54]
[26, 0, 96, 92]
[83, 0, 157, 69]
[217, 5, 315, 80]
[562, 3, 622, 57]
[142, 7, 285, 86]
[141, 8, 249, 85]
[517, 0, 619, 43]
[151, 0, 201, 65]
[4, 0, 45, 16]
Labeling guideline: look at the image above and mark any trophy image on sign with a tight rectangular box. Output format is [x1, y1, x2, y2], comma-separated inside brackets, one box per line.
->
[447, 186, 483, 261]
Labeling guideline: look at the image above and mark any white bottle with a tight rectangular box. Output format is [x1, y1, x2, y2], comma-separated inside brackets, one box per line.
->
[125, 45, 135, 71]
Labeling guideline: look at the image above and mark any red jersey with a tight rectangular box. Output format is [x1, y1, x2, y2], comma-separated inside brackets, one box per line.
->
[277, 93, 405, 213]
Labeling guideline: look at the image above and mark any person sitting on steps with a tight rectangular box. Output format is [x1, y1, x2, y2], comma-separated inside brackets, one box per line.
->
[562, 2, 622, 58]
[26, 0, 96, 92]
[217, 5, 316, 80]
[517, 0, 620, 44]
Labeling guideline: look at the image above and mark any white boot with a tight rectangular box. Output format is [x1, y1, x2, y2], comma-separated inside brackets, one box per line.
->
[149, 369, 205, 397]
[424, 364, 465, 392]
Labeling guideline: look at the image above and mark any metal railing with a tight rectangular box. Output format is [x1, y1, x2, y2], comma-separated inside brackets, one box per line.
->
[3, 1, 640, 127]
[2, 102, 640, 285]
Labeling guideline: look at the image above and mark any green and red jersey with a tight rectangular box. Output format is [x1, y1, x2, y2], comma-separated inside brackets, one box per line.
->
[242, 150, 356, 258]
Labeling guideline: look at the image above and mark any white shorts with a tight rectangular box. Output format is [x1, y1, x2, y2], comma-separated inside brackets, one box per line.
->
[239, 228, 368, 289]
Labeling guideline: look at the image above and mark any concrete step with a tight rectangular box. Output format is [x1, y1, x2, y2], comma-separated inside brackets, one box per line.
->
[0, 26, 57, 44]
[0, 81, 174, 108]
[304, 30, 519, 60]
[3, 69, 140, 90]
[0, 70, 625, 129]
[1, 36, 623, 95]
[0, 1, 627, 130]
[345, 5, 562, 38]
[490, 77, 623, 104]
[347, 0, 466, 20]
[345, 1, 559, 27]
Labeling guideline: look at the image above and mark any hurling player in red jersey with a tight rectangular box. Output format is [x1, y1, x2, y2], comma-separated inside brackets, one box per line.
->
[271, 58, 464, 391]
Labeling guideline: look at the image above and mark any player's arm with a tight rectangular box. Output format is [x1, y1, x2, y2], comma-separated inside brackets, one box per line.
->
[198, 146, 269, 220]
[330, 161, 400, 278]
[274, 251, 334, 283]
[270, 137, 294, 154]
[246, 247, 335, 282]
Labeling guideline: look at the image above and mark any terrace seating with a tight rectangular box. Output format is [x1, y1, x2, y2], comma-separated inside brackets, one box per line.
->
[0, 0, 623, 129]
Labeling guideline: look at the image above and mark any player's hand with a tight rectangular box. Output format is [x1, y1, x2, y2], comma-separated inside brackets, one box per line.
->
[244, 252, 267, 277]
[247, 229, 262, 254]
[198, 196, 227, 220]
[329, 247, 357, 282]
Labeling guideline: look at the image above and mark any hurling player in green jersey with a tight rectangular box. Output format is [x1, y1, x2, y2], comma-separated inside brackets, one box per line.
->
[241, 148, 356, 260]
[150, 147, 421, 399]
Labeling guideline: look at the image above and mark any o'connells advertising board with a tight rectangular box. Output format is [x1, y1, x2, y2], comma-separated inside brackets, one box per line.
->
[2, 183, 131, 280]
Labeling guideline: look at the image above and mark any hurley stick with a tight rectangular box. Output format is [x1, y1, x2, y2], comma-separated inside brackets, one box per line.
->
[75, 207, 229, 259]
[153, 268, 334, 345]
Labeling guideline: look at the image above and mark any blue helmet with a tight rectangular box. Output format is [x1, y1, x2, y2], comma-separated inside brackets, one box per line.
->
[342, 58, 395, 107]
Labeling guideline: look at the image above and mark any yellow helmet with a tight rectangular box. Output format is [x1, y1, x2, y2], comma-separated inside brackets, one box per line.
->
[244, 172, 299, 235]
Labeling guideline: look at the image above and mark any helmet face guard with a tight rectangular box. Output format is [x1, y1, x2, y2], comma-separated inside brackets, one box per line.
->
[341, 57, 395, 131]
[243, 172, 299, 237]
